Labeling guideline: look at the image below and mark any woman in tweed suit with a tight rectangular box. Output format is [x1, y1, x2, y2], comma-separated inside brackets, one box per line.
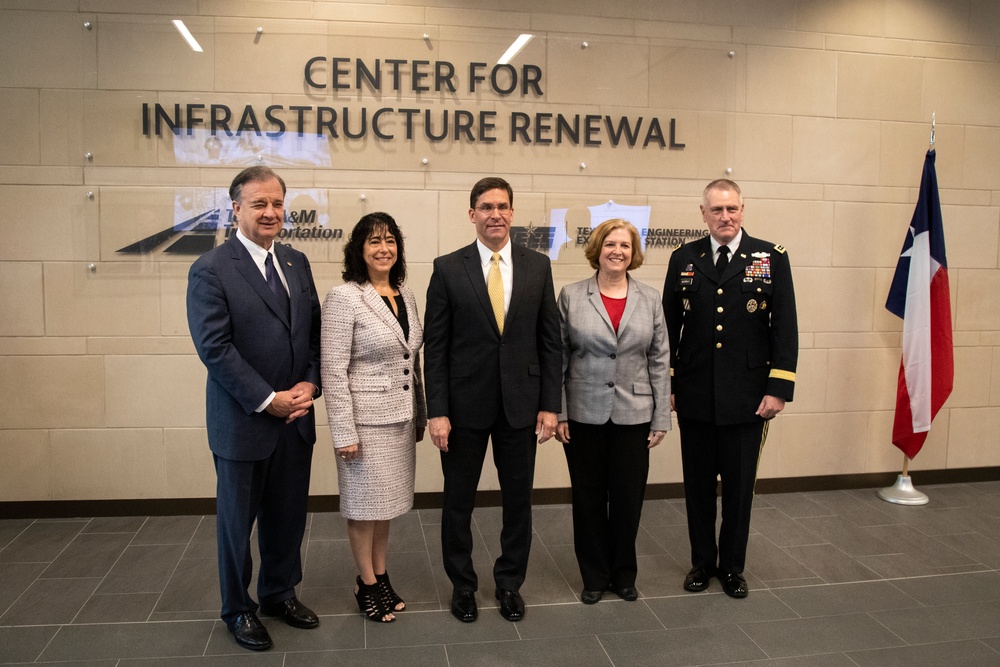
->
[555, 218, 671, 605]
[321, 212, 426, 622]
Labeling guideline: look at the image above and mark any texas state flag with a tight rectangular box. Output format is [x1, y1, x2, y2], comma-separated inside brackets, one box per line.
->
[885, 149, 954, 459]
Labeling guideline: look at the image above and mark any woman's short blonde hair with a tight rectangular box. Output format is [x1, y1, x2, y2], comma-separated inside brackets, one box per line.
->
[583, 218, 644, 271]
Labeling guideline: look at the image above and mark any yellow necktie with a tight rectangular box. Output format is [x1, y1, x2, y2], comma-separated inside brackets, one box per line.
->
[488, 252, 505, 334]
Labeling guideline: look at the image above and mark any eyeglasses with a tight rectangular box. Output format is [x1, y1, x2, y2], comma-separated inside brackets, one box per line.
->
[476, 203, 512, 216]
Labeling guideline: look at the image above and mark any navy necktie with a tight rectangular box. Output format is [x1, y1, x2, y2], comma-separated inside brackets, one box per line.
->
[716, 245, 730, 277]
[265, 253, 290, 317]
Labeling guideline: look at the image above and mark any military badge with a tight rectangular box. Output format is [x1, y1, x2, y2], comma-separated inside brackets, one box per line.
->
[746, 299, 758, 313]
[745, 257, 771, 280]
[761, 300, 767, 310]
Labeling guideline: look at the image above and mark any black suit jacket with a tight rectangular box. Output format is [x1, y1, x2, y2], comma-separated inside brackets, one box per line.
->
[662, 231, 797, 425]
[187, 235, 322, 460]
[423, 241, 561, 430]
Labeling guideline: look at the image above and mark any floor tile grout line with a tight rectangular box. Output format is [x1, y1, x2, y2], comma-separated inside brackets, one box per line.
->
[67, 515, 151, 625]
[146, 515, 201, 626]
[0, 518, 90, 625]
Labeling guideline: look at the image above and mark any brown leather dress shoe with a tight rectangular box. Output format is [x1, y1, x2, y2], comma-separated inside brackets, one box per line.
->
[495, 589, 525, 621]
[260, 597, 319, 629]
[229, 612, 273, 651]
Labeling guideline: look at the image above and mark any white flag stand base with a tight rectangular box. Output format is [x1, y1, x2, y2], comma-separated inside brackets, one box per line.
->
[877, 474, 929, 505]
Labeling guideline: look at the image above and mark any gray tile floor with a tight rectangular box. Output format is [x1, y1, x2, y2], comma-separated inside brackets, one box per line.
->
[3, 482, 1000, 665]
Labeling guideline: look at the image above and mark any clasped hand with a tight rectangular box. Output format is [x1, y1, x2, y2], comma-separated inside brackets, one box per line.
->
[265, 382, 316, 423]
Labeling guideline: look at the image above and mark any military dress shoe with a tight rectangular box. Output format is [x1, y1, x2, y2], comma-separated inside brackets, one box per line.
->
[451, 590, 478, 622]
[495, 589, 525, 621]
[229, 612, 273, 651]
[608, 584, 638, 601]
[683, 567, 715, 592]
[260, 597, 319, 629]
[581, 589, 603, 604]
[721, 573, 749, 599]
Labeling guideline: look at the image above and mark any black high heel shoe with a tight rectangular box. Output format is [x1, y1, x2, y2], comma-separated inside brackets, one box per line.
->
[355, 576, 394, 622]
[375, 571, 405, 612]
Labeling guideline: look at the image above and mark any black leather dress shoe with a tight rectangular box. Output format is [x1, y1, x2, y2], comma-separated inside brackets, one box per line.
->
[608, 585, 638, 601]
[683, 567, 715, 592]
[229, 612, 273, 651]
[581, 589, 603, 604]
[451, 590, 478, 622]
[721, 573, 749, 599]
[260, 597, 319, 629]
[495, 589, 525, 621]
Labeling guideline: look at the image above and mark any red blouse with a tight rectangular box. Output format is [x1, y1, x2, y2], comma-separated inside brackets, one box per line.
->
[601, 294, 626, 333]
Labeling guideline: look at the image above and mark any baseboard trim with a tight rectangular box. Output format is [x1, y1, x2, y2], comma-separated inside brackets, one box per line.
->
[2, 466, 998, 520]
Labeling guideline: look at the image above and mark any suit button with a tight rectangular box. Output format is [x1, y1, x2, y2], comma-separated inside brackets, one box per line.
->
[403, 384, 409, 391]
[403, 353, 410, 360]
[607, 382, 615, 388]
[757, 287, 762, 293]
[403, 369, 410, 375]
[717, 306, 723, 313]
[609, 353, 617, 359]
[716, 325, 723, 331]
[716, 343, 722, 349]
[717, 288, 723, 295]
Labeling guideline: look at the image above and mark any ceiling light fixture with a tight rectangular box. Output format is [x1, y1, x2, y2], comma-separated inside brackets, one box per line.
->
[497, 34, 533, 65]
[172, 19, 204, 53]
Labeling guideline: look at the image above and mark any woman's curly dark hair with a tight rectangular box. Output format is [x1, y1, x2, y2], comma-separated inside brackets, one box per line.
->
[342, 212, 407, 288]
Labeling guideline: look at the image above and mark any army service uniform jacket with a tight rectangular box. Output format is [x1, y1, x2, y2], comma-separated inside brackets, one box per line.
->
[662, 231, 797, 425]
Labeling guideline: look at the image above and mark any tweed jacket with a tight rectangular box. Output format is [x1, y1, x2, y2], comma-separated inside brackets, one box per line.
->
[558, 274, 671, 432]
[321, 281, 427, 449]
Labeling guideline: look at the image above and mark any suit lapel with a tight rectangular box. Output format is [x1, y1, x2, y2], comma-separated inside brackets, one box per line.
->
[586, 274, 615, 335]
[229, 237, 290, 328]
[617, 275, 639, 335]
[360, 282, 408, 346]
[691, 236, 717, 285]
[507, 245, 529, 331]
[462, 242, 500, 336]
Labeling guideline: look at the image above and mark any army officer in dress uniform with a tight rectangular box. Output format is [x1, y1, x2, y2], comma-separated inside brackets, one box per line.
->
[662, 179, 797, 599]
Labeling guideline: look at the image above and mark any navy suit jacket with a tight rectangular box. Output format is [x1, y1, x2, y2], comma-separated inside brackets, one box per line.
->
[187, 235, 322, 461]
[423, 241, 561, 430]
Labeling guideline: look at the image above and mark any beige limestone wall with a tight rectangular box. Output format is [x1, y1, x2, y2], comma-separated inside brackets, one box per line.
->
[1, 0, 999, 502]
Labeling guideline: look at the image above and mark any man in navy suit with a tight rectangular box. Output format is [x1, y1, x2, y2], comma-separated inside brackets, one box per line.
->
[423, 177, 562, 623]
[187, 166, 322, 651]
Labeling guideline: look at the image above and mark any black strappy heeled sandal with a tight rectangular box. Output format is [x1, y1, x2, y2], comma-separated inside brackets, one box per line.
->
[354, 576, 394, 622]
[375, 571, 406, 612]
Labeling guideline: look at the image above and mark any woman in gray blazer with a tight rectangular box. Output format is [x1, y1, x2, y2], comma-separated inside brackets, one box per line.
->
[555, 218, 671, 604]
[321, 212, 426, 623]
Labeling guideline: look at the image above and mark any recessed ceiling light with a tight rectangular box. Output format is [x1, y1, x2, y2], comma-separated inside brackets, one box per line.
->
[497, 34, 533, 65]
[172, 19, 204, 53]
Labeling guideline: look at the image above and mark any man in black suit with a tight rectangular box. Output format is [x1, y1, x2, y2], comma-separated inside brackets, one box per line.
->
[187, 166, 321, 650]
[424, 176, 562, 622]
[662, 179, 798, 599]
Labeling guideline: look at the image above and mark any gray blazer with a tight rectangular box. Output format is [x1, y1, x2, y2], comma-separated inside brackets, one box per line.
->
[558, 274, 671, 432]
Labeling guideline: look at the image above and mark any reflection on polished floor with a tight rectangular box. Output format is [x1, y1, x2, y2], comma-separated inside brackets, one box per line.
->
[2, 483, 1000, 665]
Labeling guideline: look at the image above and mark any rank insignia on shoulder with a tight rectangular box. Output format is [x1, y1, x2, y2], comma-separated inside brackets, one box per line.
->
[751, 251, 769, 258]
[774, 244, 786, 254]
